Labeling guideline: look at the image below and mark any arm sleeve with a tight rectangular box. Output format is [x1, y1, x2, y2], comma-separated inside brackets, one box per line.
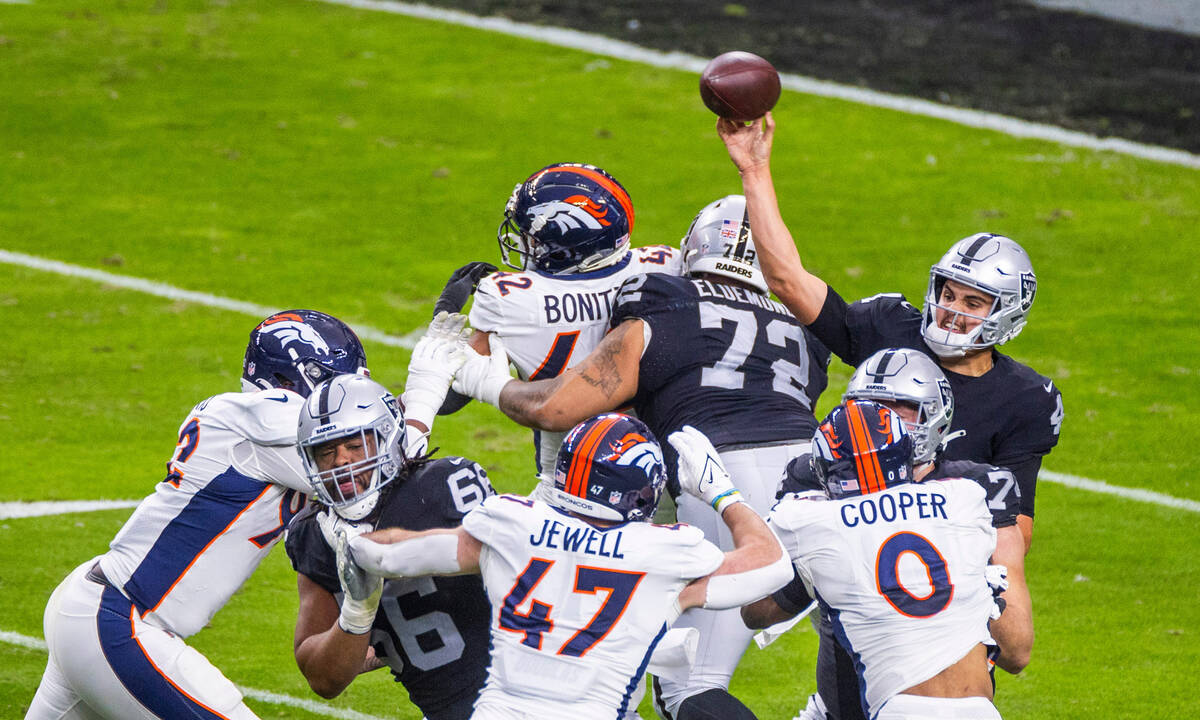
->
[231, 440, 310, 493]
[804, 286, 854, 361]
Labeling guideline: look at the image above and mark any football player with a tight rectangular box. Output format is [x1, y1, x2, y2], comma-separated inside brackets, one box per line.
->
[26, 310, 368, 720]
[761, 348, 1032, 720]
[452, 195, 831, 720]
[718, 113, 1062, 555]
[441, 162, 682, 483]
[761, 400, 1022, 720]
[286, 372, 494, 720]
[341, 414, 793, 720]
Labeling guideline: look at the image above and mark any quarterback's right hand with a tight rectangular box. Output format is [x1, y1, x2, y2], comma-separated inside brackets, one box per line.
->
[669, 425, 744, 514]
[452, 332, 512, 406]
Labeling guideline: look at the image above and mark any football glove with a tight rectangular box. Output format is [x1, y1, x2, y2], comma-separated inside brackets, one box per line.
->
[316, 510, 382, 635]
[402, 312, 470, 430]
[452, 332, 512, 407]
[986, 563, 1009, 621]
[433, 261, 497, 316]
[668, 425, 744, 514]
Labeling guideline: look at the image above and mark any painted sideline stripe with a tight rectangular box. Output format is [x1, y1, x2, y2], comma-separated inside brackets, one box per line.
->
[0, 250, 419, 349]
[0, 500, 141, 520]
[1040, 470, 1200, 512]
[310, 0, 1200, 171]
[0, 629, 391, 720]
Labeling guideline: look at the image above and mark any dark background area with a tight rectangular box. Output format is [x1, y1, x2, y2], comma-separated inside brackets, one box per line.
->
[424, 0, 1200, 153]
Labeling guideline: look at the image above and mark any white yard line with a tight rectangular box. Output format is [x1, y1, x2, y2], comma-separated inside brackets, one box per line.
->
[5, 247, 1200, 515]
[1, 630, 392, 720]
[0, 500, 141, 519]
[0, 250, 419, 349]
[310, 0, 1200, 171]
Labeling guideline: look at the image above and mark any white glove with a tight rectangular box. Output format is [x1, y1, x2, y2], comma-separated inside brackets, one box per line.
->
[317, 510, 383, 635]
[668, 425, 743, 514]
[452, 332, 513, 406]
[403, 312, 470, 430]
[985, 563, 1009, 621]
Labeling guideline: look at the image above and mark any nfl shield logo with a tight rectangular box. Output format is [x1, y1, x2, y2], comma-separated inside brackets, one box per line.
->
[609, 490, 623, 504]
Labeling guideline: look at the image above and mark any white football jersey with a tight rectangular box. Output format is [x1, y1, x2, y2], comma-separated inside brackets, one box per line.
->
[768, 480, 997, 718]
[98, 390, 310, 638]
[470, 246, 681, 474]
[461, 494, 723, 720]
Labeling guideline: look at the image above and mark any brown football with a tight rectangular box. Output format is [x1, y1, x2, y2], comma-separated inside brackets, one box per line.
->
[699, 51, 781, 122]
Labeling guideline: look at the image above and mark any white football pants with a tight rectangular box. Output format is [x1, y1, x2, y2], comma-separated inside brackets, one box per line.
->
[654, 441, 810, 718]
[25, 560, 259, 720]
[874, 694, 1001, 720]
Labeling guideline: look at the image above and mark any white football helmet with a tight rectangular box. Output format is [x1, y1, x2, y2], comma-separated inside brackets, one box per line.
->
[844, 348, 954, 465]
[298, 374, 406, 521]
[680, 195, 768, 294]
[921, 233, 1037, 358]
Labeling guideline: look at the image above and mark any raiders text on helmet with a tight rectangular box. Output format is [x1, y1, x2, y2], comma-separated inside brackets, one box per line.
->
[679, 194, 768, 294]
[497, 163, 634, 275]
[811, 400, 915, 500]
[549, 413, 668, 522]
[844, 348, 954, 464]
[298, 375, 406, 521]
[242, 310, 368, 398]
[921, 233, 1037, 358]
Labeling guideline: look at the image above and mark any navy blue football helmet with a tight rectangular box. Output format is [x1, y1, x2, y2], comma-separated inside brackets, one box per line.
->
[811, 400, 914, 499]
[549, 413, 667, 522]
[241, 310, 368, 398]
[497, 163, 634, 275]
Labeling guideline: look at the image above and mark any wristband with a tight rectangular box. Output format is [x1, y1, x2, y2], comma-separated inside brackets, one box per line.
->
[711, 488, 744, 514]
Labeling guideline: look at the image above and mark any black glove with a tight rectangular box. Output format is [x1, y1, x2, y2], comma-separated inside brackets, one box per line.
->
[433, 261, 497, 317]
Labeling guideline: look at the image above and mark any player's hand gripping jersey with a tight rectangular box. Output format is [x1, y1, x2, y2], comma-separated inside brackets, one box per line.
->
[470, 245, 681, 474]
[611, 272, 830, 477]
[809, 291, 1061, 514]
[769, 479, 998, 718]
[287, 457, 495, 720]
[98, 389, 310, 637]
[461, 494, 724, 719]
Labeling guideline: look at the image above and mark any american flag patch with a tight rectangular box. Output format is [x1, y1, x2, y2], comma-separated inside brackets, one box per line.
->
[720, 219, 739, 240]
[840, 479, 859, 492]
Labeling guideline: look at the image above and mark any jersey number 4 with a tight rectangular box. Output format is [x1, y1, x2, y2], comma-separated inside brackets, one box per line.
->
[498, 559, 644, 657]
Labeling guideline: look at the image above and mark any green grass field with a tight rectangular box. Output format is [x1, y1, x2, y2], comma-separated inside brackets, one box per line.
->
[2, 0, 1197, 717]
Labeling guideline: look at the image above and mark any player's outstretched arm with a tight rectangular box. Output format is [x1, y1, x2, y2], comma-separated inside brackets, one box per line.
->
[717, 113, 829, 324]
[350, 526, 483, 578]
[457, 318, 644, 432]
[989, 525, 1033, 673]
[670, 426, 792, 611]
[293, 573, 378, 699]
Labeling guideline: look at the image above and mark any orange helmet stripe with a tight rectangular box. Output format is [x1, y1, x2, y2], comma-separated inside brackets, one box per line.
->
[565, 416, 622, 498]
[557, 166, 635, 232]
[846, 400, 887, 494]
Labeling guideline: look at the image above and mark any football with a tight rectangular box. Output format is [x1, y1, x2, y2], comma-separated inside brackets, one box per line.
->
[699, 51, 781, 122]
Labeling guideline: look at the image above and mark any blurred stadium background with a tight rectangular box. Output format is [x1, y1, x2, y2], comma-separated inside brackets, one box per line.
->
[1, 0, 1197, 717]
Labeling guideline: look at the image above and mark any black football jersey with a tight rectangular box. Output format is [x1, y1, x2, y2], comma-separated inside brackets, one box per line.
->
[611, 273, 831, 479]
[286, 457, 495, 720]
[807, 289, 1062, 516]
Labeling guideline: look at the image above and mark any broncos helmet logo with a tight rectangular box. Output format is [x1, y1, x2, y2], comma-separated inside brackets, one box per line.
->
[607, 432, 664, 479]
[526, 197, 610, 236]
[259, 317, 332, 358]
[815, 420, 844, 460]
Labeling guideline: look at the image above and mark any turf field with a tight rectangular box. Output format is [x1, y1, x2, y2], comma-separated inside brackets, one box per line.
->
[1, 0, 1197, 717]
